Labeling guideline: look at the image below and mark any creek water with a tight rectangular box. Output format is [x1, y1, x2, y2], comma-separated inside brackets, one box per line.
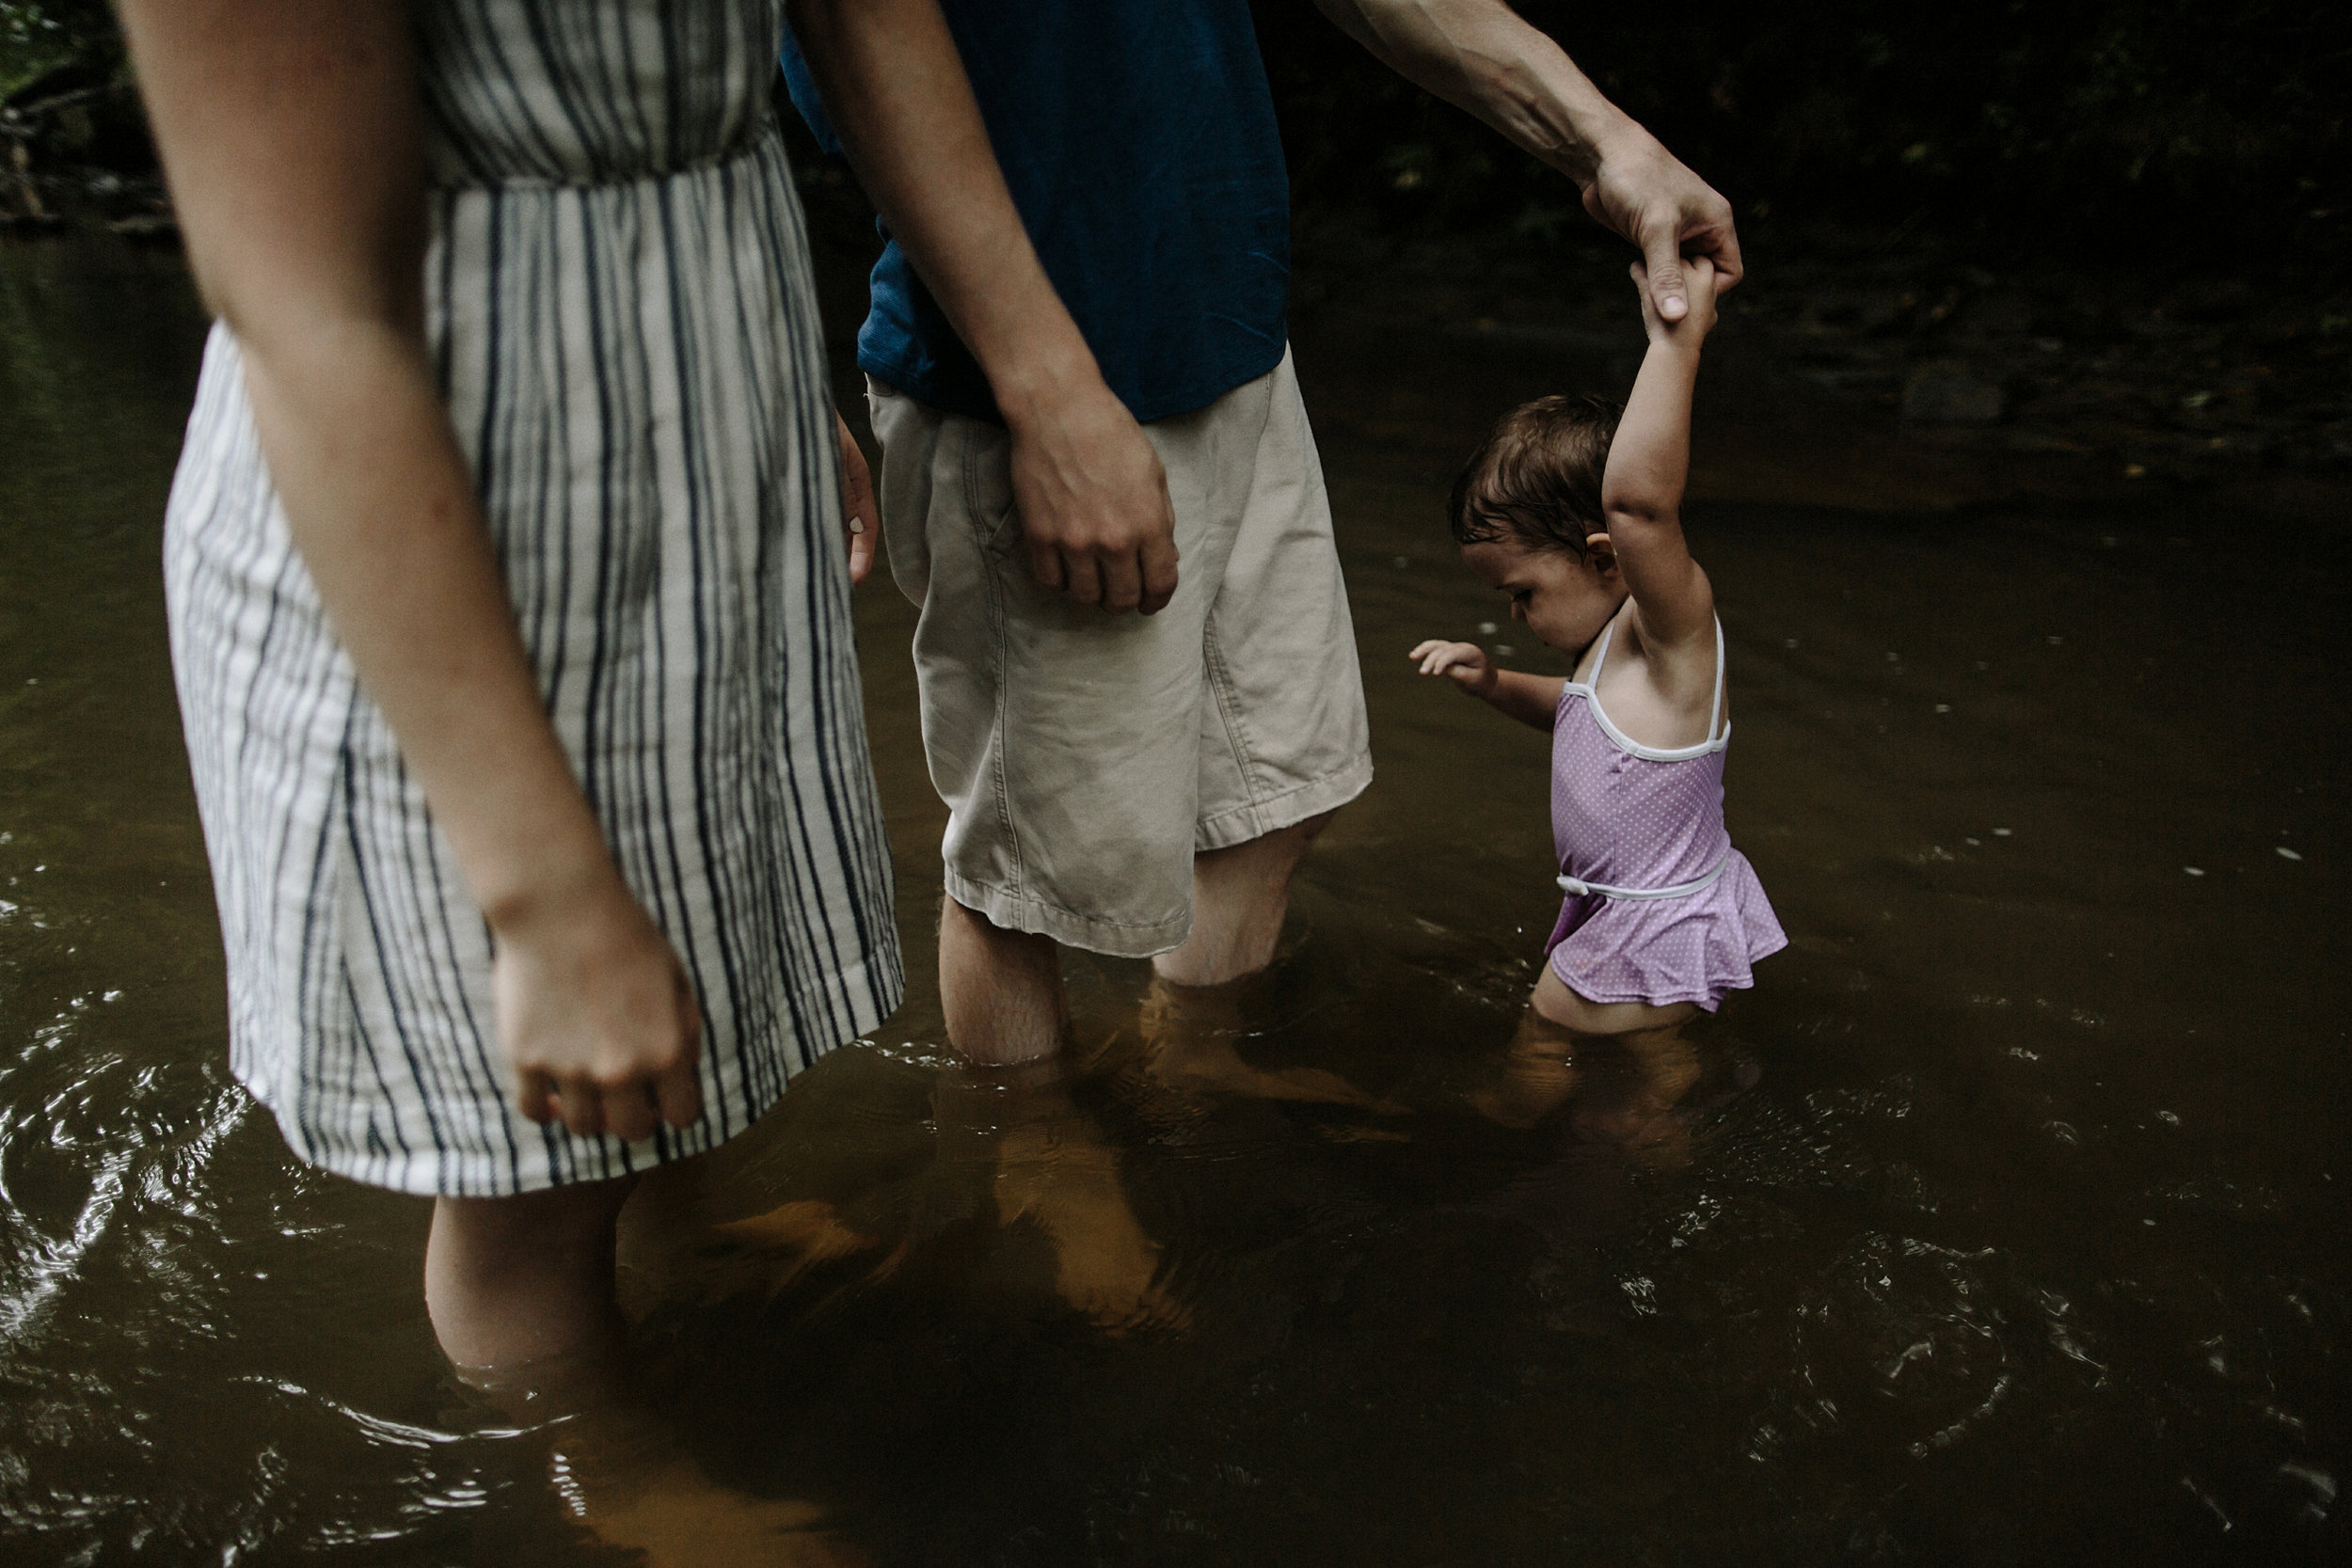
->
[3, 232, 2346, 1566]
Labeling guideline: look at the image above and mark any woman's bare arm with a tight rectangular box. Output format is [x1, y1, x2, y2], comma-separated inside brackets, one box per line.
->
[119, 0, 700, 1141]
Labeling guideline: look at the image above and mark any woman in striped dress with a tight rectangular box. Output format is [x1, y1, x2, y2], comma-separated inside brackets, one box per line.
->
[119, 0, 900, 1370]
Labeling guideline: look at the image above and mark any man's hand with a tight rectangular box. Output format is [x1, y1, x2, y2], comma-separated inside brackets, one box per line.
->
[835, 410, 879, 585]
[789, 0, 1177, 614]
[1631, 252, 1719, 347]
[1411, 638, 1498, 695]
[1002, 379, 1180, 614]
[1308, 1, 1743, 322]
[1582, 125, 1741, 325]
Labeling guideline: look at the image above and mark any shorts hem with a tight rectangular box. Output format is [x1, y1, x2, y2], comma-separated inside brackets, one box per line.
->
[942, 869, 1192, 960]
[1197, 752, 1374, 853]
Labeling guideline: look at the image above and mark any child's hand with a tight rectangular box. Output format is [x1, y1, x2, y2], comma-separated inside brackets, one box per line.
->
[1633, 252, 1718, 346]
[1410, 640, 1497, 696]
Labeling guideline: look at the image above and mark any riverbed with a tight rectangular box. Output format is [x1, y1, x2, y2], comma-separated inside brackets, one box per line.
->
[3, 231, 2345, 1565]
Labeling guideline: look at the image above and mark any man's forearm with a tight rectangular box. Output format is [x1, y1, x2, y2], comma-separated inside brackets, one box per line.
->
[785, 0, 1099, 418]
[1311, 0, 1633, 185]
[1314, 0, 1741, 316]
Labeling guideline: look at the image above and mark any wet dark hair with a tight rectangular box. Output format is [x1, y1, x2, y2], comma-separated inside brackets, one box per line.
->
[1447, 393, 1622, 560]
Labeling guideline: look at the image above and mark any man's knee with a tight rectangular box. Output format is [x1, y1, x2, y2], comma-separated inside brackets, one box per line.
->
[1286, 808, 1339, 847]
[941, 895, 1059, 963]
[1224, 808, 1338, 864]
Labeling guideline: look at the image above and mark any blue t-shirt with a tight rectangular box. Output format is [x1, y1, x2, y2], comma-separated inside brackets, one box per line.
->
[780, 2, 1291, 424]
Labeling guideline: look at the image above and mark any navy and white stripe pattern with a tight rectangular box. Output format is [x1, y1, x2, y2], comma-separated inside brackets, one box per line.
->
[162, 0, 900, 1196]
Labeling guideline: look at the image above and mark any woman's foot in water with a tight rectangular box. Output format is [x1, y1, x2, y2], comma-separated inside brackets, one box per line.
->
[455, 1340, 863, 1567]
[563, 1450, 863, 1568]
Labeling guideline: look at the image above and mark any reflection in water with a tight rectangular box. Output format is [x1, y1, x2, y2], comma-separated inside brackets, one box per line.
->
[451, 1359, 860, 1568]
[4, 235, 2349, 1563]
[610, 954, 1777, 1563]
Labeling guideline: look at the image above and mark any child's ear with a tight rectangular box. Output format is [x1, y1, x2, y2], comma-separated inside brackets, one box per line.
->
[1585, 531, 1619, 575]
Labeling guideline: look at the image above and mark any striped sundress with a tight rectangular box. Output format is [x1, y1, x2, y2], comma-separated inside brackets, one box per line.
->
[161, 0, 902, 1197]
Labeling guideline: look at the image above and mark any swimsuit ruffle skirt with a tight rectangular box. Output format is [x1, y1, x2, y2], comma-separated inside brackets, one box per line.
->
[1543, 617, 1786, 1011]
[161, 0, 902, 1197]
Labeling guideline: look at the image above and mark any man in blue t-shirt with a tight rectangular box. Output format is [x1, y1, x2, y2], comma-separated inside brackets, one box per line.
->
[787, 0, 1741, 1066]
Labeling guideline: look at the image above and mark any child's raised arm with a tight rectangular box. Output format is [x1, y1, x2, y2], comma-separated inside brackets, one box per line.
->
[1600, 254, 1719, 651]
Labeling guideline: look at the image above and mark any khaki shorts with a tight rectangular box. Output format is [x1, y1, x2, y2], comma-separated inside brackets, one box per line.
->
[869, 349, 1372, 958]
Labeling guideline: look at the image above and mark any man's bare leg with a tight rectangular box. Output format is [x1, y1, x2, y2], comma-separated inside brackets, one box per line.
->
[1152, 810, 1334, 988]
[941, 809, 1332, 1062]
[941, 895, 1069, 1064]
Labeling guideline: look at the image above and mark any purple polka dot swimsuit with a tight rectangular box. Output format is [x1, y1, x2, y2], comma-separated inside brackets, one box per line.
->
[1544, 613, 1786, 1011]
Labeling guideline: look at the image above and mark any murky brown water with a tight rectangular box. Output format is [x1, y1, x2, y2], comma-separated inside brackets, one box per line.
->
[5, 231, 2348, 1565]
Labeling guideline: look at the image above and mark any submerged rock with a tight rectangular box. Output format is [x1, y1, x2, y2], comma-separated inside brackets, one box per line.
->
[1902, 359, 2006, 423]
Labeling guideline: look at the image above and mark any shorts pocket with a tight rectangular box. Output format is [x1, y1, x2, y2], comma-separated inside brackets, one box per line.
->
[957, 417, 1022, 550]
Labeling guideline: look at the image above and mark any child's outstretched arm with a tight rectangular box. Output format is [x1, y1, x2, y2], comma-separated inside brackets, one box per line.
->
[1410, 641, 1566, 730]
[1601, 253, 1718, 650]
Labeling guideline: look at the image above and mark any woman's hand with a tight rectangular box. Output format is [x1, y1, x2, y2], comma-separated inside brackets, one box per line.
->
[493, 877, 705, 1143]
[836, 410, 879, 585]
[1410, 639, 1498, 695]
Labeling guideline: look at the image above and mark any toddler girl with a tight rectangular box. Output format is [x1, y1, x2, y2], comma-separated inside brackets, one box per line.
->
[1412, 255, 1784, 1038]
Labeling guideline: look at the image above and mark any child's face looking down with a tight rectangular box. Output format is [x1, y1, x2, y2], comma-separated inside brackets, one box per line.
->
[1460, 534, 1626, 657]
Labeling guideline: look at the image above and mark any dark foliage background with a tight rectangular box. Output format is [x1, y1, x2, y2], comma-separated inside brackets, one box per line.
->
[1, 0, 112, 101]
[1260, 0, 2347, 277]
[7, 0, 2347, 282]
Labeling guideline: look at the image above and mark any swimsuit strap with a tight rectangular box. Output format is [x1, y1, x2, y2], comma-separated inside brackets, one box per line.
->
[1708, 616, 1727, 744]
[1583, 614, 1619, 686]
[1588, 611, 1726, 744]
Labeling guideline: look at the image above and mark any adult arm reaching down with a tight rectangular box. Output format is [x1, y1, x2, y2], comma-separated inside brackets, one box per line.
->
[786, 0, 1180, 615]
[116, 0, 703, 1143]
[1310, 0, 1742, 322]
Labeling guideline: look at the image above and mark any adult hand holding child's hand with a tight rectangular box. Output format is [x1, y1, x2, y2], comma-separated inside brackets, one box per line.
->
[1411, 639, 1498, 695]
[1633, 253, 1719, 345]
[1582, 126, 1741, 325]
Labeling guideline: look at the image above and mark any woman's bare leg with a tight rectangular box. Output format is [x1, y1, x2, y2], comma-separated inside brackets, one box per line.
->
[433, 1175, 860, 1564]
[425, 1175, 638, 1374]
